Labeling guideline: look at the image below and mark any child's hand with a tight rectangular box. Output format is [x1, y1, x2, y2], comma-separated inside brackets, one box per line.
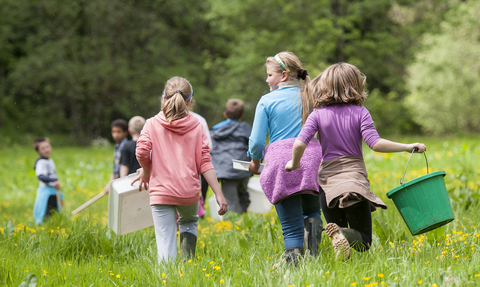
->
[131, 168, 150, 191]
[216, 195, 228, 216]
[248, 159, 261, 174]
[103, 184, 110, 194]
[408, 143, 427, 153]
[53, 180, 61, 191]
[285, 160, 300, 172]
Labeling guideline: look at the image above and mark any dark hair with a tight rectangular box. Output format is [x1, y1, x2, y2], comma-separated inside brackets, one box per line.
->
[224, 99, 244, 120]
[111, 119, 128, 132]
[33, 137, 50, 151]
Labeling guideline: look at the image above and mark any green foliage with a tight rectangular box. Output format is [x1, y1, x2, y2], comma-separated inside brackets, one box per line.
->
[0, 0, 456, 140]
[405, 0, 480, 134]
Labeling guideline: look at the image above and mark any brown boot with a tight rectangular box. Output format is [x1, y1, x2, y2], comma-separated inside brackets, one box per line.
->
[325, 223, 351, 260]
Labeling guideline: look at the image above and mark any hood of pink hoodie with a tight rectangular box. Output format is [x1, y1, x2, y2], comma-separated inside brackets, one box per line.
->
[153, 112, 200, 135]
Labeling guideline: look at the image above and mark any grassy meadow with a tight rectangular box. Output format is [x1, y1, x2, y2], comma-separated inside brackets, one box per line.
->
[1, 136, 480, 286]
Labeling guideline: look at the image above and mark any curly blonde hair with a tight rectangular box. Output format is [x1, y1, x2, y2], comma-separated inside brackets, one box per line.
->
[303, 63, 367, 122]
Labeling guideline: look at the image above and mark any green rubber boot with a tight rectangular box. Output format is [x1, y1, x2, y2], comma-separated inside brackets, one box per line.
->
[284, 247, 304, 267]
[304, 217, 323, 257]
[180, 232, 197, 262]
[340, 227, 367, 252]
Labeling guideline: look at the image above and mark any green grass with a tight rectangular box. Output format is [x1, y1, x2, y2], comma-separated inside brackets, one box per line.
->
[1, 137, 480, 286]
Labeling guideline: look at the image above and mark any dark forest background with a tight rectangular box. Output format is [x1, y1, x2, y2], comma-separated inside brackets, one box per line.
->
[1, 0, 478, 145]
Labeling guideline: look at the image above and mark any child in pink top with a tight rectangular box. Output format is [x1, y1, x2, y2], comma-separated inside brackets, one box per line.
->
[133, 76, 228, 263]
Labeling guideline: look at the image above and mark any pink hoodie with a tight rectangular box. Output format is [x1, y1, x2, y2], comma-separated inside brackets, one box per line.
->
[136, 112, 213, 206]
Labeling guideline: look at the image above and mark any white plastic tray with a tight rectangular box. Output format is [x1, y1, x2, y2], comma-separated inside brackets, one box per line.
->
[209, 176, 272, 220]
[232, 160, 264, 173]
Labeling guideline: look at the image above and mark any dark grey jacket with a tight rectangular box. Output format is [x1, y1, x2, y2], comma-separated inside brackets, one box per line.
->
[210, 121, 252, 179]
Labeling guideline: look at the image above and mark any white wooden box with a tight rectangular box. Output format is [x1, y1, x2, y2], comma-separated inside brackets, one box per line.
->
[108, 173, 153, 235]
[208, 176, 272, 220]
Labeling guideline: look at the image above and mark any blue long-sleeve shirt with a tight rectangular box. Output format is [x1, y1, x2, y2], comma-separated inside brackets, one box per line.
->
[248, 84, 303, 160]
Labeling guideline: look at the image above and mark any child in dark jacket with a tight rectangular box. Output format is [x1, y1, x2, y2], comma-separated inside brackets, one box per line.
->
[210, 99, 252, 214]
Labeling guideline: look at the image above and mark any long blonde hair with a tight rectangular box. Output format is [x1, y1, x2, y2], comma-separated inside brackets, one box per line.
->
[305, 63, 367, 114]
[161, 77, 193, 122]
[266, 51, 312, 124]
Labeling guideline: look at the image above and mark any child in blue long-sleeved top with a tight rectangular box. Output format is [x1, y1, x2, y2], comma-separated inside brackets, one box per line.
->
[33, 137, 63, 224]
[210, 99, 252, 214]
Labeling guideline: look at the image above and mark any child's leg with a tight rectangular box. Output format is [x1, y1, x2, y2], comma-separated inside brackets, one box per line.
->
[275, 194, 306, 265]
[319, 188, 347, 227]
[151, 205, 178, 263]
[176, 202, 199, 261]
[200, 174, 209, 202]
[45, 195, 58, 219]
[237, 177, 251, 214]
[344, 200, 372, 250]
[220, 179, 244, 214]
[301, 194, 322, 257]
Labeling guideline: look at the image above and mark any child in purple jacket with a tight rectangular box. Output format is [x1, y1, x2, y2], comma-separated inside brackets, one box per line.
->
[286, 62, 426, 260]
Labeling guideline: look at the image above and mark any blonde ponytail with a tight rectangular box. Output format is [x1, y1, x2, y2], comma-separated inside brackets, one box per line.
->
[161, 77, 193, 122]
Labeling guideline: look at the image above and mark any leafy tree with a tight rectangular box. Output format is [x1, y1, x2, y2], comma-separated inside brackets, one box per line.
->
[405, 0, 480, 134]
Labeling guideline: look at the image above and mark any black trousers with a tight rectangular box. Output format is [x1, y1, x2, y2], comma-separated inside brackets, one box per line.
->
[45, 195, 58, 219]
[319, 187, 372, 247]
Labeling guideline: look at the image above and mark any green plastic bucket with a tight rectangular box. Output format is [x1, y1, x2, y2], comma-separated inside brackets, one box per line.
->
[386, 150, 454, 236]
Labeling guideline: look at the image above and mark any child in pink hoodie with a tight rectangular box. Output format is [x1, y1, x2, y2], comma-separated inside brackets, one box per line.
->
[133, 76, 228, 263]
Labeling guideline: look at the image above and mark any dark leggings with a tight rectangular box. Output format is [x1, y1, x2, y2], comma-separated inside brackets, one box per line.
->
[201, 174, 209, 200]
[45, 195, 58, 219]
[319, 188, 372, 249]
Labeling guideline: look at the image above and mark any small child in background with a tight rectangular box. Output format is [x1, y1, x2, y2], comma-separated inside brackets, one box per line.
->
[210, 99, 252, 214]
[133, 76, 227, 263]
[103, 119, 128, 194]
[120, 116, 146, 177]
[33, 137, 63, 224]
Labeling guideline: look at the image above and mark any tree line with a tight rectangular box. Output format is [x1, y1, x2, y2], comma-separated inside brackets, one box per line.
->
[1, 0, 474, 144]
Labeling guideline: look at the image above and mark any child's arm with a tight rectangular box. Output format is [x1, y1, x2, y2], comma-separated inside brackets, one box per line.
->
[202, 169, 228, 215]
[103, 174, 115, 194]
[120, 165, 129, 177]
[371, 139, 426, 153]
[285, 139, 308, 172]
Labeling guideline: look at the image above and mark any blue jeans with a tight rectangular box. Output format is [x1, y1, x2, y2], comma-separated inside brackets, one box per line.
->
[275, 194, 321, 249]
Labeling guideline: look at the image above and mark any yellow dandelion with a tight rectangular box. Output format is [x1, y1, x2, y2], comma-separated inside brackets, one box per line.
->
[325, 271, 330, 275]
[205, 274, 210, 278]
[425, 261, 430, 264]
[214, 266, 221, 270]
[188, 259, 192, 263]
[378, 274, 384, 278]
[418, 280, 423, 284]
[202, 268, 206, 271]
[209, 261, 214, 264]
[43, 270, 47, 275]
[364, 277, 370, 281]
[432, 284, 437, 287]
[351, 283, 357, 286]
[220, 279, 225, 283]
[475, 274, 480, 277]
[162, 273, 166, 278]
[179, 273, 183, 277]
[116, 274, 120, 278]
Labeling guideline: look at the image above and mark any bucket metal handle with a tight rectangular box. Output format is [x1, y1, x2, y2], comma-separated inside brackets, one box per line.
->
[400, 147, 428, 185]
